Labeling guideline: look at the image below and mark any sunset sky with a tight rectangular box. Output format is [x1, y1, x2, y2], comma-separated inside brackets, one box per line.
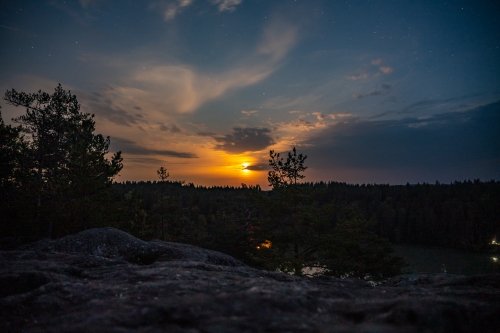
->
[1, 0, 499, 188]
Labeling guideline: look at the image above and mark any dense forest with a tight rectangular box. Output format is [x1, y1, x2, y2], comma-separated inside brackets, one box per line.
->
[111, 179, 500, 251]
[1, 85, 499, 279]
[307, 180, 500, 249]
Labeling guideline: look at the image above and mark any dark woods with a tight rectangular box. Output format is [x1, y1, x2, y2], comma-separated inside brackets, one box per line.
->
[314, 180, 500, 250]
[108, 178, 500, 278]
[1, 85, 499, 280]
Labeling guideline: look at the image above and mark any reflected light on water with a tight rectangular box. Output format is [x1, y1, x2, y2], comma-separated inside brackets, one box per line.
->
[393, 244, 499, 275]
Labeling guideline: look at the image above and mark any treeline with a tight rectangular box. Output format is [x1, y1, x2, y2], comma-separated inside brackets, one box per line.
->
[305, 180, 500, 250]
[111, 179, 500, 252]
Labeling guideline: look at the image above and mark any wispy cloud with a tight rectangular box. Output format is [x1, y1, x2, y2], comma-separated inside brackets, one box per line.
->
[242, 110, 259, 116]
[346, 59, 393, 81]
[149, 0, 193, 21]
[379, 66, 394, 74]
[126, 64, 272, 114]
[0, 24, 19, 31]
[151, 0, 242, 21]
[371, 58, 394, 75]
[89, 20, 297, 117]
[261, 94, 322, 110]
[167, 0, 192, 20]
[78, 0, 102, 8]
[345, 71, 370, 81]
[268, 112, 354, 151]
[258, 21, 298, 61]
[211, 0, 243, 12]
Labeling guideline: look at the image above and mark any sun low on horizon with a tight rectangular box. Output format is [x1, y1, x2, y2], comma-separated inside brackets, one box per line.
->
[1, 0, 499, 187]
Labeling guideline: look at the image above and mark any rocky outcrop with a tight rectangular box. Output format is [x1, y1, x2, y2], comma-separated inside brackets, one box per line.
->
[1, 227, 499, 333]
[19, 227, 244, 267]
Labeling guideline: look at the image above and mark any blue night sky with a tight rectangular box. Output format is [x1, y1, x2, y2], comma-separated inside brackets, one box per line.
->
[1, 0, 499, 187]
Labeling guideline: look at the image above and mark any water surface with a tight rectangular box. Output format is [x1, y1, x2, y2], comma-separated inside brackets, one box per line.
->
[393, 244, 499, 275]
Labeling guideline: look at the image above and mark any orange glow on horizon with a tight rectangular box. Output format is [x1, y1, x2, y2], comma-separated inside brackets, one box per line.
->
[115, 149, 272, 188]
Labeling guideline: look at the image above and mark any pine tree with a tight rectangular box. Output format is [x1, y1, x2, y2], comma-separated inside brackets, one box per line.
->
[3, 84, 123, 237]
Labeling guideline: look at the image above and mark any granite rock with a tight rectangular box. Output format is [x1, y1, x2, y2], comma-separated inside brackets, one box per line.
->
[1, 227, 499, 333]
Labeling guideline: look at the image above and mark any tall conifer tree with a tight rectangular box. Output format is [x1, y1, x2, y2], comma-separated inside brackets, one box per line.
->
[3, 84, 123, 237]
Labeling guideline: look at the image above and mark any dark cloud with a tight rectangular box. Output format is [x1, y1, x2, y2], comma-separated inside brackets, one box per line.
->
[90, 102, 143, 127]
[398, 93, 485, 115]
[159, 123, 182, 133]
[124, 157, 172, 165]
[85, 89, 150, 127]
[397, 99, 438, 115]
[197, 132, 218, 137]
[370, 93, 486, 119]
[353, 84, 391, 99]
[243, 163, 268, 171]
[304, 101, 500, 183]
[368, 91, 383, 97]
[369, 110, 394, 119]
[210, 127, 275, 154]
[170, 124, 182, 133]
[125, 157, 190, 165]
[111, 137, 198, 158]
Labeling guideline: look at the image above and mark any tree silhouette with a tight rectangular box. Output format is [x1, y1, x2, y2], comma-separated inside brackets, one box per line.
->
[268, 147, 307, 188]
[156, 166, 170, 238]
[3, 84, 123, 237]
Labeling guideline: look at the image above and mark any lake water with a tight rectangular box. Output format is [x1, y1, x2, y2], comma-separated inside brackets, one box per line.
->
[393, 244, 499, 275]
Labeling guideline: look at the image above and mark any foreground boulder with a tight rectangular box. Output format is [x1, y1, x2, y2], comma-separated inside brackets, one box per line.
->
[1, 228, 499, 333]
[17, 227, 244, 267]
